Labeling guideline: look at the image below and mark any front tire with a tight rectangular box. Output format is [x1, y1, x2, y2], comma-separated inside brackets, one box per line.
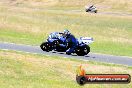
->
[94, 10, 97, 13]
[40, 42, 52, 52]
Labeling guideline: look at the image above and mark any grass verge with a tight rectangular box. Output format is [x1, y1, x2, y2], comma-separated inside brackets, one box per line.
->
[0, 50, 132, 88]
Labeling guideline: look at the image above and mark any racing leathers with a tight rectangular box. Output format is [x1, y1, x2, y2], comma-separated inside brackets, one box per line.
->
[65, 34, 78, 55]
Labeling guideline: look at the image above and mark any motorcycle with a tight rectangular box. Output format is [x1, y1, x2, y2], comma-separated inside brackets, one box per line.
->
[85, 5, 97, 13]
[40, 32, 94, 56]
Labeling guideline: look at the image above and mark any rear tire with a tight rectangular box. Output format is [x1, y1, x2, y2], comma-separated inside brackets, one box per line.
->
[85, 9, 88, 12]
[76, 45, 90, 56]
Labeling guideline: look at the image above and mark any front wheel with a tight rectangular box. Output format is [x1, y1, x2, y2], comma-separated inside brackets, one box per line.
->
[40, 42, 52, 52]
[76, 45, 90, 56]
[94, 10, 97, 13]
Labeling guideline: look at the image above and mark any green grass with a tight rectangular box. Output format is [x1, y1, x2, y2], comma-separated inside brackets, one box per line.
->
[91, 41, 132, 56]
[0, 29, 44, 45]
[0, 1, 132, 56]
[0, 50, 132, 88]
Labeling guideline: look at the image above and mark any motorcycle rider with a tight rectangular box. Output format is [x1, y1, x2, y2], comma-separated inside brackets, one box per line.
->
[62, 29, 78, 55]
[85, 4, 97, 13]
[89, 4, 96, 11]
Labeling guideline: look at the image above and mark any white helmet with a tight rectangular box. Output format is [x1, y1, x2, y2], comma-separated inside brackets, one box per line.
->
[64, 29, 70, 35]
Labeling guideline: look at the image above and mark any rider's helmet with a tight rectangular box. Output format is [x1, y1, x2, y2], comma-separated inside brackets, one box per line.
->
[63, 29, 71, 37]
[64, 29, 70, 35]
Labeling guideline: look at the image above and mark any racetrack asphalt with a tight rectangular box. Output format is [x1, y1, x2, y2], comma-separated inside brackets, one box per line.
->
[44, 9, 132, 16]
[0, 42, 132, 66]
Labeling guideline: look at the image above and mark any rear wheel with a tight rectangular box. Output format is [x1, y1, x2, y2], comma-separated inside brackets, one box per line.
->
[76, 45, 90, 56]
[86, 9, 90, 12]
[85, 9, 88, 12]
[40, 42, 52, 52]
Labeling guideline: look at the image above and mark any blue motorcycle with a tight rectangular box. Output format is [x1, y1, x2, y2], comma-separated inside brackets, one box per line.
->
[40, 32, 94, 56]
